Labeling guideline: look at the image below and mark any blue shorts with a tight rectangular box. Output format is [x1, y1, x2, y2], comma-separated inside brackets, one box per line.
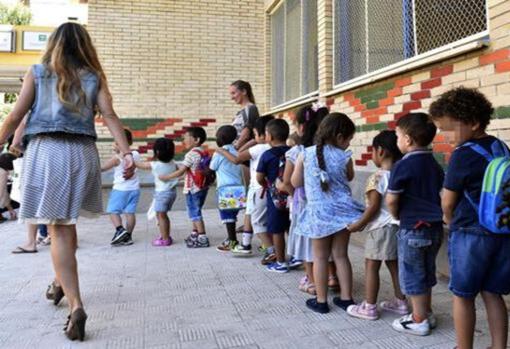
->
[397, 225, 442, 295]
[449, 227, 510, 298]
[266, 197, 290, 234]
[186, 189, 208, 222]
[219, 209, 239, 224]
[107, 189, 140, 214]
[154, 189, 177, 213]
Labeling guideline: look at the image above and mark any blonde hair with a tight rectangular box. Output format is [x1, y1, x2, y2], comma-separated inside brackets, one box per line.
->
[41, 22, 106, 111]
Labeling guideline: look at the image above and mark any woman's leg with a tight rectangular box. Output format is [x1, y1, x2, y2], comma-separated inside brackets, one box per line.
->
[312, 236, 332, 303]
[481, 291, 508, 349]
[157, 212, 170, 240]
[385, 260, 405, 300]
[49, 224, 83, 312]
[365, 259, 382, 304]
[331, 230, 353, 300]
[19, 224, 38, 251]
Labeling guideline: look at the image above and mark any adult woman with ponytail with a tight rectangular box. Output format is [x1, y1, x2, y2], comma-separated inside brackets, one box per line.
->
[229, 80, 259, 150]
[291, 113, 364, 314]
[0, 22, 134, 341]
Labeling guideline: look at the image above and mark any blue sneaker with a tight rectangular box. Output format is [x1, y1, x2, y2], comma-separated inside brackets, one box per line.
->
[289, 257, 303, 269]
[266, 261, 289, 273]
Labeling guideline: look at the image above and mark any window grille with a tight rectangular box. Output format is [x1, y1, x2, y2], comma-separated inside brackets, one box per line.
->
[271, 0, 319, 107]
[334, 0, 488, 85]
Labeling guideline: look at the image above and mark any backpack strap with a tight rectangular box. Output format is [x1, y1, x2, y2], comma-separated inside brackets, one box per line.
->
[460, 141, 493, 162]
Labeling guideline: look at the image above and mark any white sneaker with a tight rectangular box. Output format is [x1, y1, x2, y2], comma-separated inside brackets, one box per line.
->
[428, 312, 437, 329]
[392, 313, 430, 336]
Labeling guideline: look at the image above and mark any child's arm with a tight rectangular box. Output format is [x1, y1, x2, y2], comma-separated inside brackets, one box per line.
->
[215, 147, 251, 165]
[348, 190, 382, 232]
[256, 171, 266, 187]
[159, 166, 187, 181]
[276, 159, 294, 195]
[135, 160, 152, 170]
[290, 154, 304, 188]
[386, 193, 400, 219]
[346, 158, 354, 182]
[238, 139, 257, 152]
[441, 188, 459, 225]
[101, 156, 120, 172]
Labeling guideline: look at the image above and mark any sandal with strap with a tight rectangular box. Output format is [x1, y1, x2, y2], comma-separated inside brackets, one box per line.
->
[64, 308, 87, 341]
[298, 276, 317, 295]
[328, 275, 340, 291]
[46, 281, 64, 306]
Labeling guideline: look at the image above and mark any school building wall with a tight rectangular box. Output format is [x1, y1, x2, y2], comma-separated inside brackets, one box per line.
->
[87, 0, 266, 160]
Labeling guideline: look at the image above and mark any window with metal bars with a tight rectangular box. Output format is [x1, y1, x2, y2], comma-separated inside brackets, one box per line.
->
[334, 0, 488, 85]
[271, 0, 318, 107]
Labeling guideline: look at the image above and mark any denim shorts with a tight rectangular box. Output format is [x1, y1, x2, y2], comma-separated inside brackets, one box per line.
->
[186, 189, 208, 222]
[266, 198, 290, 234]
[397, 225, 442, 295]
[154, 189, 177, 213]
[449, 227, 510, 298]
[219, 209, 239, 224]
[106, 189, 140, 214]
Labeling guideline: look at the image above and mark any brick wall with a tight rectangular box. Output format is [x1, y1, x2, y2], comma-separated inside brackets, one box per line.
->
[88, 0, 265, 160]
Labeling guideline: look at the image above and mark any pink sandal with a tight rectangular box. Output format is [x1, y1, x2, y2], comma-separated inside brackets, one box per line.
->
[298, 276, 317, 295]
[152, 237, 172, 247]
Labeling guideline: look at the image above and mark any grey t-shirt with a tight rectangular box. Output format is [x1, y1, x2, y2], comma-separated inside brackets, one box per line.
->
[232, 104, 259, 139]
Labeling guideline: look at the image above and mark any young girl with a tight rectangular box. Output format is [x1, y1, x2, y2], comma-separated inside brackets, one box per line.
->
[136, 138, 178, 246]
[0, 22, 134, 341]
[292, 113, 363, 313]
[346, 130, 408, 320]
[209, 125, 244, 251]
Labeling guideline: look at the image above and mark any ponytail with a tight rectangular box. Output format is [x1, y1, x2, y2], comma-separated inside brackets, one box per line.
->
[316, 140, 329, 192]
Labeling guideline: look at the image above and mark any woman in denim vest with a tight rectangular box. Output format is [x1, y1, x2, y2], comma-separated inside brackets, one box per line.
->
[0, 22, 134, 341]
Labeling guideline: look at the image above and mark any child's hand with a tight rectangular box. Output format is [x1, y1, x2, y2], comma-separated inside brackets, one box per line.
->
[275, 178, 285, 192]
[347, 222, 364, 233]
[159, 174, 168, 181]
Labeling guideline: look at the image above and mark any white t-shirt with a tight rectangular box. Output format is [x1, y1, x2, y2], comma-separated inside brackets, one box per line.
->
[248, 143, 271, 189]
[113, 150, 141, 191]
[151, 160, 178, 192]
[363, 169, 399, 232]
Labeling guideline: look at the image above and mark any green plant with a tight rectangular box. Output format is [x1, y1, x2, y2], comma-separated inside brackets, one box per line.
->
[0, 1, 32, 25]
[4, 93, 17, 104]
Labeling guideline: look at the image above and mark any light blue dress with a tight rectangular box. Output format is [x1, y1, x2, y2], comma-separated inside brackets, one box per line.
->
[294, 145, 363, 239]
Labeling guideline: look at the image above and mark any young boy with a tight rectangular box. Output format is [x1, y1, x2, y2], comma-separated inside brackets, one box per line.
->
[102, 129, 141, 246]
[216, 115, 275, 260]
[160, 127, 210, 248]
[256, 118, 290, 273]
[386, 113, 444, 336]
[430, 87, 510, 349]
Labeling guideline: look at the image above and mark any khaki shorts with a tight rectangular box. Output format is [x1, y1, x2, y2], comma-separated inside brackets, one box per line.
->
[246, 187, 267, 234]
[364, 224, 398, 261]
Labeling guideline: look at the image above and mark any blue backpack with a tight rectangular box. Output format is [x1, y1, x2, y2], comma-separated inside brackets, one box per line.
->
[462, 140, 510, 234]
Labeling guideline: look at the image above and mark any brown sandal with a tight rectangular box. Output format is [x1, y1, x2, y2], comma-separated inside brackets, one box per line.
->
[328, 275, 340, 291]
[64, 308, 87, 341]
[46, 281, 64, 306]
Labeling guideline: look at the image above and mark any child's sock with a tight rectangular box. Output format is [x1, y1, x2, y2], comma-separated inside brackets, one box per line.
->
[242, 231, 253, 246]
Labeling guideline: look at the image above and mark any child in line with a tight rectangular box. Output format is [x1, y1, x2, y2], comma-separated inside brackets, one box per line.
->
[160, 127, 211, 248]
[292, 113, 363, 313]
[386, 113, 444, 336]
[430, 87, 510, 349]
[346, 130, 409, 320]
[215, 115, 275, 259]
[209, 125, 244, 252]
[256, 118, 291, 273]
[136, 138, 178, 246]
[102, 129, 141, 246]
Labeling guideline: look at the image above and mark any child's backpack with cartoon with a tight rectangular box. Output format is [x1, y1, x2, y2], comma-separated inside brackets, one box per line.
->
[191, 149, 216, 189]
[462, 140, 510, 234]
[267, 151, 289, 211]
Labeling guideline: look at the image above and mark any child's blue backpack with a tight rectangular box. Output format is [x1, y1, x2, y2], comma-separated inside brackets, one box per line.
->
[462, 140, 510, 234]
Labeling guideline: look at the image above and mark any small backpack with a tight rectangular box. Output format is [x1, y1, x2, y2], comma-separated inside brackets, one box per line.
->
[190, 149, 216, 189]
[267, 150, 289, 211]
[462, 140, 510, 234]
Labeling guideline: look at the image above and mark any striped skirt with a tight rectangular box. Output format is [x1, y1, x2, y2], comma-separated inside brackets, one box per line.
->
[20, 134, 103, 225]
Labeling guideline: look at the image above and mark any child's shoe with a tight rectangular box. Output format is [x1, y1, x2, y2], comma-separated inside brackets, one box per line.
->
[152, 237, 172, 247]
[288, 257, 303, 269]
[111, 227, 129, 245]
[187, 234, 210, 248]
[260, 249, 276, 265]
[332, 297, 355, 311]
[428, 312, 437, 329]
[298, 275, 316, 295]
[305, 298, 329, 314]
[266, 261, 289, 273]
[231, 244, 252, 256]
[346, 301, 379, 320]
[122, 233, 134, 246]
[216, 239, 238, 252]
[328, 275, 340, 291]
[184, 231, 198, 244]
[392, 313, 430, 336]
[379, 298, 409, 315]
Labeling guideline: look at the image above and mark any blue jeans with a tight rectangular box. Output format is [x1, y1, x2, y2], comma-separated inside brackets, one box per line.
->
[38, 225, 48, 238]
[449, 227, 510, 298]
[397, 225, 442, 295]
[186, 189, 208, 222]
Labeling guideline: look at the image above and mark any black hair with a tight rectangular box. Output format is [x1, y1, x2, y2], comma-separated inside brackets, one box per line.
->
[315, 106, 329, 120]
[396, 112, 437, 147]
[296, 105, 324, 147]
[266, 118, 290, 142]
[429, 87, 494, 131]
[231, 80, 256, 104]
[186, 126, 207, 145]
[315, 113, 356, 191]
[153, 137, 175, 163]
[254, 115, 275, 137]
[216, 125, 237, 147]
[372, 130, 403, 161]
[124, 128, 133, 146]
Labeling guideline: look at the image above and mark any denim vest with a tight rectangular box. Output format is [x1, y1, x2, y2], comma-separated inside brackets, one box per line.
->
[24, 64, 98, 139]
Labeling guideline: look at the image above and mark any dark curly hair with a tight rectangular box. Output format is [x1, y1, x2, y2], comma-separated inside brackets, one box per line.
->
[429, 87, 494, 131]
[153, 138, 175, 163]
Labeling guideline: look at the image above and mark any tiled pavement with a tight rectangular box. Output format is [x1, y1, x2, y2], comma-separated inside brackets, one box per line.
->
[0, 209, 500, 348]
